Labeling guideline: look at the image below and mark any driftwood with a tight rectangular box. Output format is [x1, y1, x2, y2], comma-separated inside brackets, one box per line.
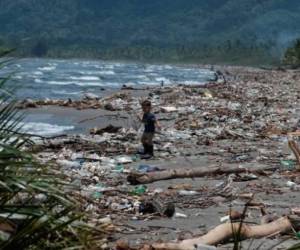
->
[150, 216, 300, 250]
[30, 136, 107, 153]
[127, 165, 277, 185]
[78, 114, 128, 124]
[288, 140, 300, 169]
[287, 132, 300, 170]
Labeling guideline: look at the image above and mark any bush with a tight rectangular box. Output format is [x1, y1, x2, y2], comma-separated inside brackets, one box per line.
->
[283, 39, 300, 67]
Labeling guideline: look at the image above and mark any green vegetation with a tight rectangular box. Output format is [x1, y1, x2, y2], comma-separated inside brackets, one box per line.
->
[1, 0, 300, 64]
[283, 39, 300, 67]
[0, 52, 104, 249]
[43, 42, 277, 65]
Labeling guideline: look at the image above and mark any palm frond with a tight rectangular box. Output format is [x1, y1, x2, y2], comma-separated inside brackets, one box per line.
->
[0, 51, 103, 249]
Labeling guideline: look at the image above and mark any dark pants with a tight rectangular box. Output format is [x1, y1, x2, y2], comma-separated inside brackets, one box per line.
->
[141, 132, 154, 155]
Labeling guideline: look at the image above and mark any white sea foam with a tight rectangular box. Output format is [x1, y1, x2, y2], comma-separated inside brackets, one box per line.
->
[104, 82, 121, 87]
[104, 64, 114, 69]
[135, 75, 149, 80]
[155, 77, 172, 84]
[78, 71, 99, 75]
[33, 71, 43, 76]
[182, 80, 206, 85]
[47, 80, 103, 87]
[52, 90, 81, 96]
[148, 73, 159, 76]
[13, 75, 23, 80]
[70, 76, 100, 81]
[21, 122, 74, 136]
[38, 66, 56, 71]
[99, 70, 115, 75]
[144, 66, 156, 72]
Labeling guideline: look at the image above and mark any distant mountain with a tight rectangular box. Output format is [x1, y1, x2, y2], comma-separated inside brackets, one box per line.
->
[1, 0, 300, 64]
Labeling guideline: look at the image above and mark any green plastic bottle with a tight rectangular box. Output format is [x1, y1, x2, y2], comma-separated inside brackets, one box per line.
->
[280, 160, 295, 170]
[91, 184, 103, 199]
[114, 163, 124, 173]
[92, 191, 102, 199]
[131, 185, 147, 195]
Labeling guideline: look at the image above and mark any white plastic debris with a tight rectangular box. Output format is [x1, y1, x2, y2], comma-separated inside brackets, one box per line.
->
[203, 90, 213, 99]
[161, 106, 178, 113]
[98, 217, 112, 224]
[286, 181, 296, 187]
[57, 159, 81, 169]
[84, 93, 99, 100]
[87, 153, 101, 160]
[291, 207, 300, 215]
[286, 181, 300, 191]
[194, 244, 217, 250]
[116, 156, 133, 164]
[174, 212, 188, 218]
[153, 188, 164, 194]
[71, 152, 84, 160]
[178, 190, 199, 196]
[220, 215, 230, 223]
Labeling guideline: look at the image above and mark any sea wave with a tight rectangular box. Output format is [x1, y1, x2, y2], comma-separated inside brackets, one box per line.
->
[21, 122, 74, 136]
[13, 75, 23, 80]
[52, 90, 82, 96]
[99, 70, 115, 75]
[182, 80, 206, 85]
[135, 75, 149, 80]
[35, 79, 103, 86]
[38, 66, 56, 71]
[47, 80, 102, 86]
[34, 79, 43, 83]
[69, 76, 100, 81]
[155, 77, 172, 84]
[104, 64, 114, 69]
[33, 71, 44, 75]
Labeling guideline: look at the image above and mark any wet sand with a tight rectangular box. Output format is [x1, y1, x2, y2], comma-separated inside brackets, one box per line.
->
[24, 106, 133, 134]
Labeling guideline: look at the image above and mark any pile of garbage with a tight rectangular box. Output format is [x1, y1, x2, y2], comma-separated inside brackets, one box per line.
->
[17, 92, 134, 110]
[28, 66, 300, 249]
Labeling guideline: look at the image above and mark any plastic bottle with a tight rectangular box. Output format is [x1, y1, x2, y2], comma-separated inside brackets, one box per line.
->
[92, 191, 102, 199]
[281, 160, 295, 170]
[132, 155, 140, 162]
[131, 185, 147, 195]
[91, 184, 104, 199]
[114, 163, 124, 173]
[137, 164, 160, 173]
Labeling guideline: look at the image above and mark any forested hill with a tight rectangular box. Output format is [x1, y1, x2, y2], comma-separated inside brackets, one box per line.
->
[1, 0, 300, 64]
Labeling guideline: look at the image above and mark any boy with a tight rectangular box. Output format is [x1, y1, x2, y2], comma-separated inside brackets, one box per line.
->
[139, 100, 160, 159]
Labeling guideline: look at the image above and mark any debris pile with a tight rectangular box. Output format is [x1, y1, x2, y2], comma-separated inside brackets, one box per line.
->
[27, 66, 300, 249]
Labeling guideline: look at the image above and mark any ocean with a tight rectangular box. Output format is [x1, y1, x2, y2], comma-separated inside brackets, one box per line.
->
[1, 58, 215, 135]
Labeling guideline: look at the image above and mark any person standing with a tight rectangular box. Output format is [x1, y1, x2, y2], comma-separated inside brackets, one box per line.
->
[139, 100, 160, 159]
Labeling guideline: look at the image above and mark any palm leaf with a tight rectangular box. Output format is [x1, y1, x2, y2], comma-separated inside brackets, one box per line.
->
[0, 51, 101, 249]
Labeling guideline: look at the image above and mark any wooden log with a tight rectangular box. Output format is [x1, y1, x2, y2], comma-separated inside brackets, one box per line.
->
[288, 140, 300, 170]
[127, 165, 277, 185]
[287, 132, 300, 170]
[151, 216, 298, 250]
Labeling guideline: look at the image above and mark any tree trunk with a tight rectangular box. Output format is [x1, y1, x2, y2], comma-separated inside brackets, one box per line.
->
[151, 216, 298, 250]
[288, 140, 300, 170]
[127, 165, 277, 185]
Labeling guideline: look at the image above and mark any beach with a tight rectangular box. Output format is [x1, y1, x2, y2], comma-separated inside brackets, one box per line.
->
[21, 65, 300, 249]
